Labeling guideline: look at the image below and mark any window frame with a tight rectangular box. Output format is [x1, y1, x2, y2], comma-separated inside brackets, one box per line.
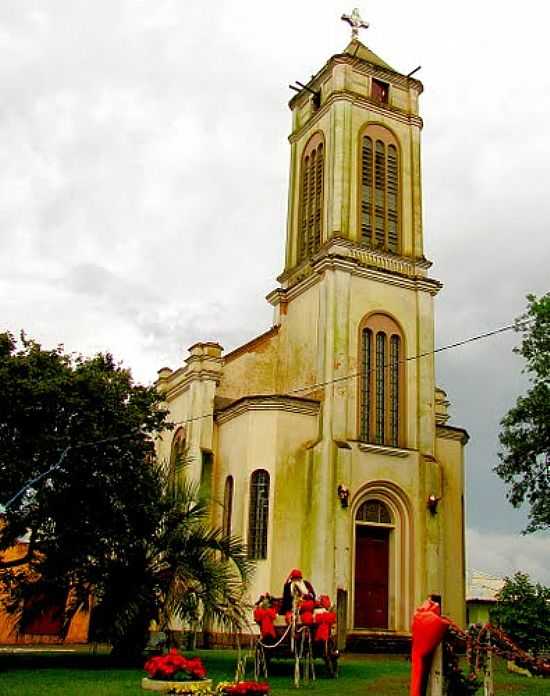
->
[169, 427, 187, 495]
[358, 124, 401, 255]
[371, 78, 390, 104]
[297, 131, 325, 264]
[247, 469, 270, 560]
[222, 475, 234, 539]
[358, 313, 406, 448]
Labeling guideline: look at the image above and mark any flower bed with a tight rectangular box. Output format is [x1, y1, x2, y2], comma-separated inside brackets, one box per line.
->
[142, 649, 212, 694]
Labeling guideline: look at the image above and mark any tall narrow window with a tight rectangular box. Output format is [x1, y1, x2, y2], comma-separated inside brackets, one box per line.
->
[248, 470, 270, 560]
[359, 315, 404, 447]
[200, 451, 213, 500]
[298, 133, 324, 262]
[360, 126, 400, 254]
[360, 329, 372, 441]
[375, 332, 386, 444]
[222, 476, 234, 539]
[390, 335, 400, 446]
[169, 427, 186, 496]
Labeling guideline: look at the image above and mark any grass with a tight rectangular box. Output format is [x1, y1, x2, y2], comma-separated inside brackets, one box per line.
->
[1, 648, 550, 695]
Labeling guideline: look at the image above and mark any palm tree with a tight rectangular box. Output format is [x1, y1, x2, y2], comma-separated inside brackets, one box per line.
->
[90, 478, 253, 659]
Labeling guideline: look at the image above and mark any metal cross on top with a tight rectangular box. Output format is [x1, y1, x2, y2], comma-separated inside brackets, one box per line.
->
[341, 7, 369, 40]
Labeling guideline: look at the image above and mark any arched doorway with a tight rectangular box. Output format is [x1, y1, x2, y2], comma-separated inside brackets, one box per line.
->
[353, 499, 393, 629]
[351, 483, 413, 632]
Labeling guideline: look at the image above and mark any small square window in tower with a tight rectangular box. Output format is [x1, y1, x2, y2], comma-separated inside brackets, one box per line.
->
[371, 78, 389, 103]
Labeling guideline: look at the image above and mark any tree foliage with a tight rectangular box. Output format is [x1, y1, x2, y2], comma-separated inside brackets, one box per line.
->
[496, 293, 550, 532]
[0, 332, 170, 634]
[0, 332, 252, 656]
[91, 480, 253, 657]
[490, 572, 550, 656]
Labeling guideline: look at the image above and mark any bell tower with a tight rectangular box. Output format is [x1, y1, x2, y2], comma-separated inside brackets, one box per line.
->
[265, 10, 466, 633]
[282, 10, 427, 279]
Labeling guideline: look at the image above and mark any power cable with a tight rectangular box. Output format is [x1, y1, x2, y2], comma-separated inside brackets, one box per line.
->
[169, 320, 527, 426]
[0, 317, 529, 512]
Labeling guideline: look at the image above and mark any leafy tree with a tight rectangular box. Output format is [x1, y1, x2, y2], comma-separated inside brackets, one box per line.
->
[0, 331, 169, 640]
[0, 332, 252, 657]
[91, 480, 253, 657]
[490, 572, 550, 656]
[496, 293, 550, 532]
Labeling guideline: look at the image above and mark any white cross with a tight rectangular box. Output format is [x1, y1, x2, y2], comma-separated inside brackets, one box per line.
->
[341, 7, 369, 40]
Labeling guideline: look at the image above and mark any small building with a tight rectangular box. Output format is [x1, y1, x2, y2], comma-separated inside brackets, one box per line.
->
[0, 539, 90, 645]
[466, 570, 504, 626]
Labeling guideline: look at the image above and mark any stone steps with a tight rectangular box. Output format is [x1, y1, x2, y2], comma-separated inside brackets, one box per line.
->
[346, 632, 411, 654]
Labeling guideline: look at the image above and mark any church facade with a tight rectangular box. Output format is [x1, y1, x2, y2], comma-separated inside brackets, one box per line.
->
[156, 28, 468, 640]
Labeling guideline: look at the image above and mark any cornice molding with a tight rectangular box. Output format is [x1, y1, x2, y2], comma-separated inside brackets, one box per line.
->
[215, 394, 320, 425]
[164, 362, 224, 401]
[436, 424, 470, 445]
[272, 238, 441, 303]
[289, 52, 423, 111]
[357, 442, 412, 458]
[290, 90, 423, 144]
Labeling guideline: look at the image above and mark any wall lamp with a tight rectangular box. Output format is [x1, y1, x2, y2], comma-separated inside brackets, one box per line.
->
[427, 494, 441, 515]
[337, 484, 350, 509]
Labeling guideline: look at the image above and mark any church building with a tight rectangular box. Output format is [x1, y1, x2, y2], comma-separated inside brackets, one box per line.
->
[156, 11, 469, 643]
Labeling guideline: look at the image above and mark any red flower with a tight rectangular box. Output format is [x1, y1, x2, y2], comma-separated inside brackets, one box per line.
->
[143, 650, 207, 681]
[222, 681, 270, 695]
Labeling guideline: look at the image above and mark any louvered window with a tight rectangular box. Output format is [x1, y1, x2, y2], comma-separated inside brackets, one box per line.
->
[360, 315, 404, 447]
[248, 470, 270, 560]
[298, 134, 324, 262]
[360, 126, 400, 254]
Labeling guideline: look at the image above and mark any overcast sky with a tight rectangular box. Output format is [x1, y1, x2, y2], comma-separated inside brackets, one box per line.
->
[1, 1, 549, 585]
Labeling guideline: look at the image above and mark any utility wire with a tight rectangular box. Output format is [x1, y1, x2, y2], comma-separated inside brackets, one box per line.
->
[0, 318, 529, 512]
[168, 320, 528, 427]
[1, 446, 71, 512]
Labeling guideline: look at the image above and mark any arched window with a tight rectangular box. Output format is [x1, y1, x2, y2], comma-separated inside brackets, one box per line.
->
[298, 133, 324, 262]
[248, 469, 270, 560]
[359, 314, 404, 447]
[222, 476, 234, 539]
[169, 427, 187, 495]
[356, 499, 392, 524]
[360, 125, 400, 254]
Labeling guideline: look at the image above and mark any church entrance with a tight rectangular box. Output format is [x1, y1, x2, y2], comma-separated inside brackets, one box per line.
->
[353, 500, 392, 629]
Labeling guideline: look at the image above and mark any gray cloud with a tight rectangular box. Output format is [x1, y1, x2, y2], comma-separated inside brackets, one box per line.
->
[1, 0, 549, 577]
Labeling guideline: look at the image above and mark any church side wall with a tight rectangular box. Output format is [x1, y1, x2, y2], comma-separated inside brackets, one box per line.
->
[435, 433, 467, 627]
[276, 283, 321, 397]
[216, 408, 318, 606]
[218, 333, 280, 401]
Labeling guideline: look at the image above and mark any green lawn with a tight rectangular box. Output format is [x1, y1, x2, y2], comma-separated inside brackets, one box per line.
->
[0, 648, 549, 695]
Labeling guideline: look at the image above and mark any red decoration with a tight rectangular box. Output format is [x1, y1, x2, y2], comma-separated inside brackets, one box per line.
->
[314, 611, 336, 641]
[144, 649, 207, 681]
[410, 600, 450, 696]
[318, 595, 331, 609]
[221, 681, 270, 695]
[254, 607, 277, 640]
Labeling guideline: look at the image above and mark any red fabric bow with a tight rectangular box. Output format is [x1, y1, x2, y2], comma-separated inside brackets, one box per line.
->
[253, 607, 277, 639]
[314, 611, 336, 641]
[410, 600, 450, 696]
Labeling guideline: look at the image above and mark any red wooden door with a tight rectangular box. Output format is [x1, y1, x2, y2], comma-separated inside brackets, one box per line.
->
[354, 526, 389, 628]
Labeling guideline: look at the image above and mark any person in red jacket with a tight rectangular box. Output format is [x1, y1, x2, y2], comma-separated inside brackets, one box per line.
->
[280, 569, 315, 614]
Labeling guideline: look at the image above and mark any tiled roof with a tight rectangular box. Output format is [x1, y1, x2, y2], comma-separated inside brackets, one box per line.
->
[467, 570, 504, 602]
